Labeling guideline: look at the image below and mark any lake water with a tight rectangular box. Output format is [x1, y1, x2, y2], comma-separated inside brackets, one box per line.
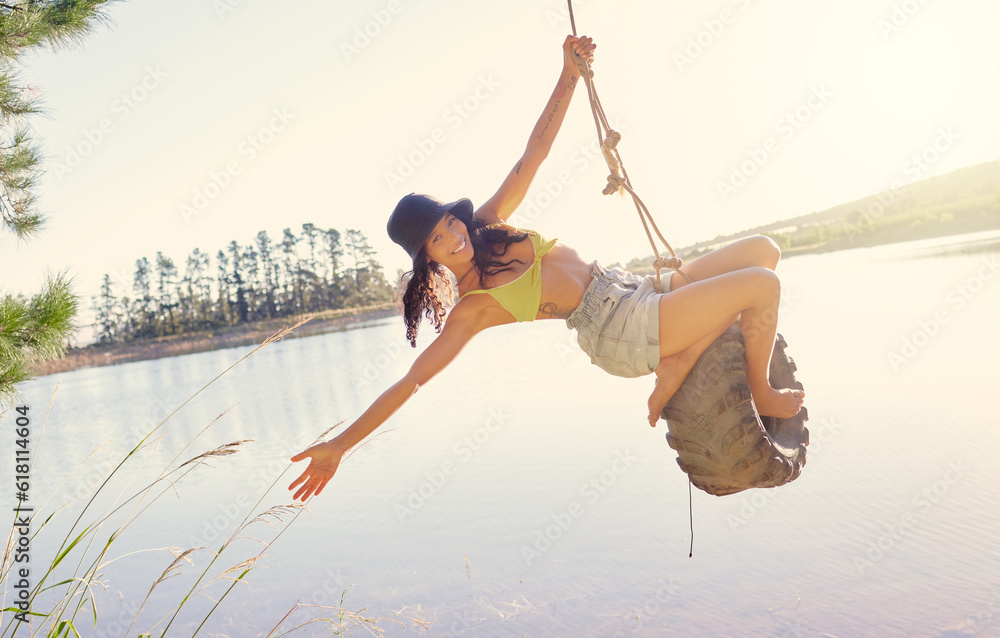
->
[9, 229, 1000, 637]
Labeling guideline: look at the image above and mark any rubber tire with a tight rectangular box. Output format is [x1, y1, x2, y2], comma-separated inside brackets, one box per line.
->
[660, 324, 809, 496]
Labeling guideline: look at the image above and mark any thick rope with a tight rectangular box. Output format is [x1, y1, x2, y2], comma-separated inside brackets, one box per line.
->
[566, 1, 693, 289]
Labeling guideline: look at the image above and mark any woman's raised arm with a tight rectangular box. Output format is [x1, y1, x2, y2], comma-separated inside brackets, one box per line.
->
[475, 35, 595, 225]
[288, 303, 486, 501]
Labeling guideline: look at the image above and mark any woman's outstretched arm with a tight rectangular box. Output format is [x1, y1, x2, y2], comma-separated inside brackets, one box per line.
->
[288, 303, 486, 501]
[475, 35, 595, 225]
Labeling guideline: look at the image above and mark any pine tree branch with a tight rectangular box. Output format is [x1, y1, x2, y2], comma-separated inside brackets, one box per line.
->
[0, 270, 78, 407]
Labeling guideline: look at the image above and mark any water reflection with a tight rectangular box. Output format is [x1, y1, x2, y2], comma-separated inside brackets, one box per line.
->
[877, 228, 1000, 261]
[16, 230, 1000, 637]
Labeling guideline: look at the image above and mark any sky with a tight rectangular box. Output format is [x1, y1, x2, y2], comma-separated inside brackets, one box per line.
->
[2, 0, 999, 333]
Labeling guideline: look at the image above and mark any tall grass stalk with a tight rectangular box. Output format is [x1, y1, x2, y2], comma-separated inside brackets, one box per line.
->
[6, 313, 307, 634]
[1, 319, 418, 636]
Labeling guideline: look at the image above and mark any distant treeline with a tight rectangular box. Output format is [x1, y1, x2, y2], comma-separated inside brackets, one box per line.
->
[92, 225, 394, 344]
[771, 206, 998, 256]
[667, 159, 1000, 263]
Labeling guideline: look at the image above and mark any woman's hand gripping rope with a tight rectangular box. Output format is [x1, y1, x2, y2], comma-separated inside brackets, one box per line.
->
[563, 34, 595, 73]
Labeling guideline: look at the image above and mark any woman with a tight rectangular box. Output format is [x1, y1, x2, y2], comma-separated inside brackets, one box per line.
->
[289, 35, 804, 502]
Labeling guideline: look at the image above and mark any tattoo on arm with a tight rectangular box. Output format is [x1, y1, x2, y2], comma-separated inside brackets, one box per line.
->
[514, 161, 523, 175]
[538, 302, 571, 320]
[536, 99, 561, 141]
[568, 76, 578, 90]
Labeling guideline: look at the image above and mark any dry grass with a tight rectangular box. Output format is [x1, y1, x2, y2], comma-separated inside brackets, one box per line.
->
[2, 318, 428, 637]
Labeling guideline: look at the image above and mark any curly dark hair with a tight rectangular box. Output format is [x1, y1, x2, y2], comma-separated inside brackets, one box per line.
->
[399, 217, 530, 347]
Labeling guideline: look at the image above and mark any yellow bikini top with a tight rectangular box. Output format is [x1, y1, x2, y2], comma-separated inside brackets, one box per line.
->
[459, 230, 557, 322]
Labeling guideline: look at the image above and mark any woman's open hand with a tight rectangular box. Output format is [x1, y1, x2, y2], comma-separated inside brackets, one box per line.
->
[288, 439, 346, 501]
[563, 34, 596, 73]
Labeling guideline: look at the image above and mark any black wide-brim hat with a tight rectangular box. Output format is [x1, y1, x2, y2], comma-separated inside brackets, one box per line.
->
[387, 193, 474, 260]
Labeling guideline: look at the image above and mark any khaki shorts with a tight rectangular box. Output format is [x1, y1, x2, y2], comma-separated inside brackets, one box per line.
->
[566, 263, 668, 378]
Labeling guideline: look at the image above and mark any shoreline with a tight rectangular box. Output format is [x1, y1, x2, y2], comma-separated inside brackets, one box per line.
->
[777, 218, 1000, 258]
[625, 225, 999, 277]
[32, 226, 1000, 377]
[31, 303, 399, 377]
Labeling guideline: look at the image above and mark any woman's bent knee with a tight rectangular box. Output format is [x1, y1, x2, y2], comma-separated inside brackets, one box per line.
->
[744, 267, 780, 303]
[747, 235, 781, 269]
[747, 265, 779, 286]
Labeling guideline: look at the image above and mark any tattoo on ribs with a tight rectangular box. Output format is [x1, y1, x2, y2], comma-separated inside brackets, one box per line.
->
[538, 302, 571, 319]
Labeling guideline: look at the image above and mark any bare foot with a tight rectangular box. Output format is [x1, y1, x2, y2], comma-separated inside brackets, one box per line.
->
[647, 356, 689, 427]
[751, 386, 805, 419]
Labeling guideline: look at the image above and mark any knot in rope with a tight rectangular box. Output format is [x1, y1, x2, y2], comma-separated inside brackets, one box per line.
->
[602, 173, 627, 196]
[653, 255, 684, 271]
[602, 130, 621, 151]
[566, 1, 696, 289]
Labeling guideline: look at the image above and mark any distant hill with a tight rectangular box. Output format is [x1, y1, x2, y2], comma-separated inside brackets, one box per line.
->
[627, 159, 1000, 269]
